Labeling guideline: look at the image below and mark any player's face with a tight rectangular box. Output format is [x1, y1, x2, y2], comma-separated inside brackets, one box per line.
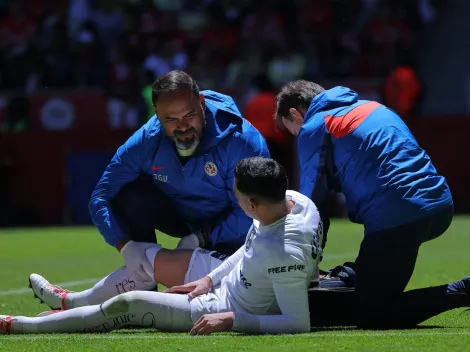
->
[155, 90, 206, 152]
[233, 179, 257, 219]
[281, 107, 305, 136]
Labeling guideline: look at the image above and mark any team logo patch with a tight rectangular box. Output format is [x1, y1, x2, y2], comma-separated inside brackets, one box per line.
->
[204, 161, 218, 176]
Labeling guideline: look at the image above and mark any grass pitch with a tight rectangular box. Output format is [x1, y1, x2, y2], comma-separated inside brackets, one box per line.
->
[0, 217, 469, 351]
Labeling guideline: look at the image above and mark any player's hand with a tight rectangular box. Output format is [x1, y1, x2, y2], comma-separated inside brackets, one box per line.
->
[190, 312, 234, 335]
[120, 240, 154, 283]
[164, 276, 213, 299]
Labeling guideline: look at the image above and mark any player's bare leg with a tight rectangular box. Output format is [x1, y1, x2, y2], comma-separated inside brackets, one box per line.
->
[29, 245, 194, 310]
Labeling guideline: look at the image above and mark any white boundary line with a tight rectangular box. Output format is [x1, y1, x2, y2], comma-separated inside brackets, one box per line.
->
[0, 278, 100, 296]
[0, 331, 470, 340]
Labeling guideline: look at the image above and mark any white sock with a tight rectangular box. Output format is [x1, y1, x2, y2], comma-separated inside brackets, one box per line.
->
[64, 244, 162, 308]
[144, 244, 161, 274]
[13, 305, 107, 333]
[10, 291, 193, 334]
[65, 266, 157, 309]
[176, 234, 200, 250]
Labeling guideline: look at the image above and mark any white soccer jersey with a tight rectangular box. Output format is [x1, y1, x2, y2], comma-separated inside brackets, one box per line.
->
[189, 190, 323, 334]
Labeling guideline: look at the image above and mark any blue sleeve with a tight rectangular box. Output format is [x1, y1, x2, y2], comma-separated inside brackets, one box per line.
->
[88, 127, 152, 247]
[209, 131, 270, 254]
[298, 120, 333, 244]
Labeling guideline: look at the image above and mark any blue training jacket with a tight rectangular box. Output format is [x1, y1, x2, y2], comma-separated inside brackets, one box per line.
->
[298, 86, 452, 234]
[89, 90, 270, 248]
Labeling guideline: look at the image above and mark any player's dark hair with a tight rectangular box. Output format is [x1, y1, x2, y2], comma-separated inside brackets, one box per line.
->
[235, 157, 288, 204]
[151, 70, 200, 106]
[275, 80, 325, 121]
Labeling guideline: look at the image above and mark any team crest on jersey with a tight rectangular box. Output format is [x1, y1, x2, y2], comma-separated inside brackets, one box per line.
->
[204, 161, 218, 176]
[245, 227, 256, 250]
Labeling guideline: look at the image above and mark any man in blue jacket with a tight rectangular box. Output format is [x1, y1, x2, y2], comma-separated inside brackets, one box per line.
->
[88, 70, 269, 286]
[275, 80, 457, 328]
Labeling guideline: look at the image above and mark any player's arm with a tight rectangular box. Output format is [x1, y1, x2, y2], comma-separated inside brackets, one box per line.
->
[231, 247, 311, 334]
[207, 131, 270, 254]
[298, 121, 334, 247]
[207, 243, 245, 285]
[165, 243, 245, 295]
[88, 125, 156, 249]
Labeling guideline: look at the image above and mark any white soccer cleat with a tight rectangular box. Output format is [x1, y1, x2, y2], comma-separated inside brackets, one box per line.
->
[0, 315, 13, 334]
[29, 273, 70, 310]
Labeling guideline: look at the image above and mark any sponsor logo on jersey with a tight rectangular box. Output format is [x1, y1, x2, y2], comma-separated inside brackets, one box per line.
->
[240, 270, 252, 289]
[267, 264, 306, 274]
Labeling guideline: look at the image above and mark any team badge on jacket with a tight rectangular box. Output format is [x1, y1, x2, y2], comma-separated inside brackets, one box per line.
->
[204, 161, 218, 176]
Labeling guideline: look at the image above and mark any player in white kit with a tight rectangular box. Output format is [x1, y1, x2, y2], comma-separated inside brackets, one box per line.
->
[0, 157, 323, 335]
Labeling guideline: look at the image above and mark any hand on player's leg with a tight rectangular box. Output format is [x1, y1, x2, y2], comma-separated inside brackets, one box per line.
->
[189, 312, 234, 335]
[164, 276, 213, 299]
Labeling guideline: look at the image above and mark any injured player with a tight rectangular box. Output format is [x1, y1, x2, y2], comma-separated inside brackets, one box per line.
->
[0, 157, 324, 335]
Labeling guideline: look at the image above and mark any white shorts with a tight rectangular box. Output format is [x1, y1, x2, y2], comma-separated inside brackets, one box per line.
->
[184, 248, 227, 284]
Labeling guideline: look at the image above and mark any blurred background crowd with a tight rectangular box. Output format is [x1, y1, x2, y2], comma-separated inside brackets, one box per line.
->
[0, 0, 440, 131]
[3, 0, 470, 227]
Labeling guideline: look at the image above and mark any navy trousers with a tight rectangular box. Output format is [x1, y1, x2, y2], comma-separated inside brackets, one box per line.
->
[109, 175, 241, 255]
[309, 205, 466, 329]
[354, 205, 454, 327]
[110, 175, 192, 244]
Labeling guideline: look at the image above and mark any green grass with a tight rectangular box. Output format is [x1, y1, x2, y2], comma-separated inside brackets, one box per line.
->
[0, 217, 469, 351]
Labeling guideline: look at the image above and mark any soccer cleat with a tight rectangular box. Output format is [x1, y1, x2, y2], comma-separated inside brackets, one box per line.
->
[316, 262, 357, 289]
[29, 274, 70, 310]
[0, 316, 13, 334]
[456, 275, 470, 310]
[318, 276, 347, 289]
[448, 275, 470, 295]
[463, 275, 470, 292]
